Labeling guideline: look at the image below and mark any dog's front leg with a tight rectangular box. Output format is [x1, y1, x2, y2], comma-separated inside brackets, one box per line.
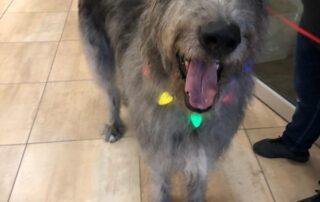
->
[186, 172, 207, 202]
[185, 148, 208, 202]
[149, 168, 171, 202]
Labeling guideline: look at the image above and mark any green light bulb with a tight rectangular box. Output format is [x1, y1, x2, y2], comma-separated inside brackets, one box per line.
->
[189, 113, 203, 128]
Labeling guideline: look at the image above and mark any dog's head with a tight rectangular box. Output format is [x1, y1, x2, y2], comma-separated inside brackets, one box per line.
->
[141, 0, 267, 112]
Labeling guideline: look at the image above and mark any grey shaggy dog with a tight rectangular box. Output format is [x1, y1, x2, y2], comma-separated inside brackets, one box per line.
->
[79, 0, 267, 201]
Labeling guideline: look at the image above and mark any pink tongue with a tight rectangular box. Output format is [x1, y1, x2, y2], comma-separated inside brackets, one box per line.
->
[185, 60, 218, 110]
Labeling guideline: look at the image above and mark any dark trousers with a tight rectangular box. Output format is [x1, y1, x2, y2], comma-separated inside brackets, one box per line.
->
[282, 34, 320, 152]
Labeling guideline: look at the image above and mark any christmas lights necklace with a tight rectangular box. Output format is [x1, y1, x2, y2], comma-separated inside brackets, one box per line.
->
[142, 62, 251, 129]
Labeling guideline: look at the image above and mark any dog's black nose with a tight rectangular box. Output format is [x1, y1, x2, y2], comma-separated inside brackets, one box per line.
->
[199, 21, 241, 56]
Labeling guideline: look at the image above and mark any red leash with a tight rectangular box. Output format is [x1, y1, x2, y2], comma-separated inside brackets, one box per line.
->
[267, 6, 320, 44]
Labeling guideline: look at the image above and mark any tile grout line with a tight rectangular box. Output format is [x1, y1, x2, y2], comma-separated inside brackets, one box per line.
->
[0, 39, 82, 45]
[0, 0, 15, 19]
[4, 10, 73, 14]
[26, 0, 74, 144]
[243, 129, 277, 202]
[0, 79, 93, 85]
[48, 79, 93, 83]
[19, 136, 134, 146]
[139, 157, 143, 202]
[243, 126, 285, 131]
[0, 143, 25, 147]
[254, 95, 289, 124]
[0, 138, 103, 147]
[6, 3, 73, 201]
[6, 80, 49, 201]
[0, 136, 135, 147]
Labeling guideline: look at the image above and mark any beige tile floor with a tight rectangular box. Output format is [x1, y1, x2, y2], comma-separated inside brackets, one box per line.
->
[0, 0, 319, 201]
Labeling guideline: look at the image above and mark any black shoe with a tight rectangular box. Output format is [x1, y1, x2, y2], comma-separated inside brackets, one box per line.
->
[298, 181, 320, 202]
[253, 137, 310, 163]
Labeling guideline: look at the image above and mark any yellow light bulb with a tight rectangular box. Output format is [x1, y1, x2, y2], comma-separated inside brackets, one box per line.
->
[158, 91, 174, 106]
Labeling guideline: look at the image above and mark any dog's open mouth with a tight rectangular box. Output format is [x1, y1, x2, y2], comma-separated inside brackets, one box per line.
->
[177, 54, 221, 113]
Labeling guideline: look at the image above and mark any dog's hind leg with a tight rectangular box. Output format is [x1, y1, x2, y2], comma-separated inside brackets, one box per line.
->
[79, 7, 124, 143]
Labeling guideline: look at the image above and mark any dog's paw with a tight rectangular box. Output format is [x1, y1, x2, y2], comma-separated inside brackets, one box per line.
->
[103, 123, 125, 143]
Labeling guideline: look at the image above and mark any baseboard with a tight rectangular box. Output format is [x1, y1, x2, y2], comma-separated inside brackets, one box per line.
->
[253, 77, 320, 147]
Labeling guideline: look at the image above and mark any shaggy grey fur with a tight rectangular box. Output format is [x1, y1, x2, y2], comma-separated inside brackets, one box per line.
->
[79, 0, 267, 201]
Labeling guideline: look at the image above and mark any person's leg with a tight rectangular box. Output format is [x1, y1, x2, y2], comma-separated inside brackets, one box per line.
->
[281, 34, 320, 152]
[253, 34, 320, 162]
